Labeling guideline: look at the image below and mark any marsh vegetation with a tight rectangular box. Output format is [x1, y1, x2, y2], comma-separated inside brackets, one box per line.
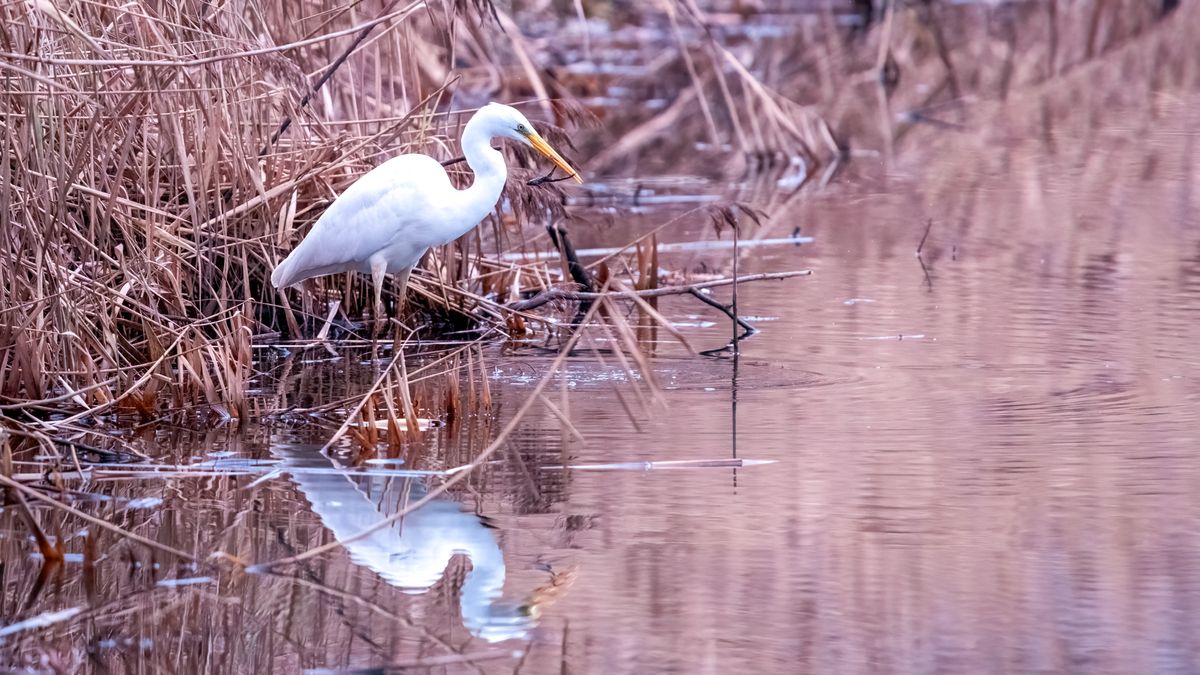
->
[2, 0, 1198, 672]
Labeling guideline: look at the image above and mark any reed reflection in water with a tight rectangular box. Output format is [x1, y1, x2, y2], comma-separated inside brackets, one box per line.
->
[4, 7, 1200, 672]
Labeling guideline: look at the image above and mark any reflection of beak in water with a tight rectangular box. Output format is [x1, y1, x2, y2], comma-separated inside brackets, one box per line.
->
[272, 444, 533, 642]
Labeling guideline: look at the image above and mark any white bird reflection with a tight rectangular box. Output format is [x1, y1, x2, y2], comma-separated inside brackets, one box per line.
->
[271, 444, 534, 642]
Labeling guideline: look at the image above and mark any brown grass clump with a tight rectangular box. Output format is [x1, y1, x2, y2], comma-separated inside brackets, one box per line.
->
[0, 0, 589, 419]
[0, 0, 793, 428]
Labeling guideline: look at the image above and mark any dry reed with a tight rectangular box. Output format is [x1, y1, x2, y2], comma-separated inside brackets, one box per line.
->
[1, 0, 786, 429]
[1, 1, 1192, 668]
[1, 0, 1179, 433]
[0, 0, 634, 428]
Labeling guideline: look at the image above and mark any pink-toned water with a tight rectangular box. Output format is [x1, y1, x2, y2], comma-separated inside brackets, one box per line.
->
[5, 37, 1200, 675]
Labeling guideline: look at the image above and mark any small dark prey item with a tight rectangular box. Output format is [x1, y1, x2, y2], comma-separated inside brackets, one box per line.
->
[528, 166, 577, 186]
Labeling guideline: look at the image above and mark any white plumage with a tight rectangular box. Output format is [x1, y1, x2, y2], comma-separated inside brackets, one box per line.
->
[271, 102, 580, 316]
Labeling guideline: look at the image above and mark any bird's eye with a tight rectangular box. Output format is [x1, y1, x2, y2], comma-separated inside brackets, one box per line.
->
[517, 124, 527, 133]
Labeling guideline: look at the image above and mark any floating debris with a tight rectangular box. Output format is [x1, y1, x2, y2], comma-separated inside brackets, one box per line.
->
[125, 497, 164, 510]
[65, 462, 449, 481]
[499, 235, 813, 262]
[157, 577, 213, 588]
[861, 334, 928, 341]
[357, 417, 435, 431]
[542, 458, 777, 471]
[0, 607, 83, 639]
[31, 552, 85, 564]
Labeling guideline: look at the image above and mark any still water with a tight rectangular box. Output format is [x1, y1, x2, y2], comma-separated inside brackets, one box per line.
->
[4, 99, 1200, 675]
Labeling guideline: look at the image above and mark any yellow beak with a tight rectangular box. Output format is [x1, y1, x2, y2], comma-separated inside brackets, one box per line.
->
[526, 132, 583, 184]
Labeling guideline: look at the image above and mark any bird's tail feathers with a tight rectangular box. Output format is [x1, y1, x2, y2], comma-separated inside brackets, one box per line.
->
[270, 256, 296, 289]
[271, 249, 350, 289]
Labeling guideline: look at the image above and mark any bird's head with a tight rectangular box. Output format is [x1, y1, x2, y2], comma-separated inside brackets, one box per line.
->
[485, 102, 583, 184]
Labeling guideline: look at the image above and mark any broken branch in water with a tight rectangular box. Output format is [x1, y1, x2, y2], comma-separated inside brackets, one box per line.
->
[507, 269, 808, 349]
[505, 270, 811, 312]
[917, 217, 934, 255]
[546, 221, 596, 324]
[688, 287, 758, 340]
[917, 218, 934, 289]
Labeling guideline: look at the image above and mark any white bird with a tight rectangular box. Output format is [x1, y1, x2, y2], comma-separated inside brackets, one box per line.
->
[270, 102, 581, 321]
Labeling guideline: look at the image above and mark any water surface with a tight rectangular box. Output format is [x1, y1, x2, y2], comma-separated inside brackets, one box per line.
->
[4, 73, 1200, 675]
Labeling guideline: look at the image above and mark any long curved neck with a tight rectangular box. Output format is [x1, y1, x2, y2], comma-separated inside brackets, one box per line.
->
[455, 115, 507, 236]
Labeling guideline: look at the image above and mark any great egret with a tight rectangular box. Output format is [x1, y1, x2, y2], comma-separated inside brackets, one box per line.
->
[270, 102, 581, 322]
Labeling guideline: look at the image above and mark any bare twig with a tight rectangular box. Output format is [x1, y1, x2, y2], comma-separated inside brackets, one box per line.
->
[505, 270, 811, 312]
[917, 218, 935, 289]
[917, 218, 934, 255]
[688, 288, 758, 341]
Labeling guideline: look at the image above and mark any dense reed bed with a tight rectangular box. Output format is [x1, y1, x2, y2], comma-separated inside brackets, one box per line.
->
[1, 0, 1187, 421]
[0, 0, 593, 422]
[1, 0, 1196, 669]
